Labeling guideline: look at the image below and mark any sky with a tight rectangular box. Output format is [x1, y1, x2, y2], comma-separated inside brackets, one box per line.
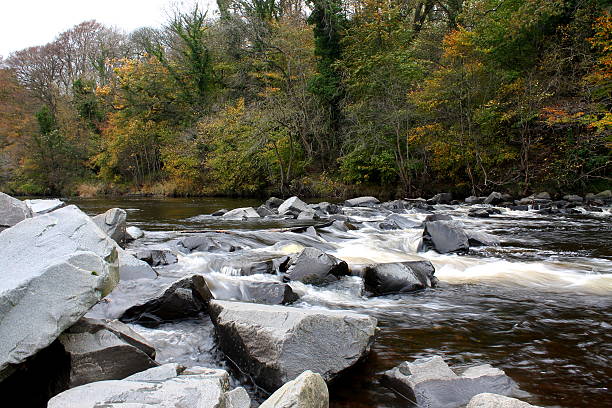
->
[0, 0, 217, 58]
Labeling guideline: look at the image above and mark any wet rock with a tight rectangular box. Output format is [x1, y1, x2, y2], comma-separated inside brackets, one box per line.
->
[223, 206, 261, 219]
[585, 206, 603, 212]
[118, 250, 158, 280]
[278, 196, 310, 217]
[266, 196, 285, 209]
[204, 275, 299, 305]
[483, 192, 503, 205]
[48, 364, 246, 408]
[421, 221, 469, 254]
[363, 261, 438, 295]
[25, 198, 64, 215]
[297, 209, 320, 220]
[135, 249, 179, 267]
[257, 205, 275, 217]
[508, 205, 529, 211]
[125, 225, 144, 241]
[317, 202, 340, 215]
[533, 192, 551, 200]
[209, 300, 378, 391]
[384, 213, 422, 229]
[59, 317, 158, 387]
[465, 196, 485, 204]
[0, 191, 32, 230]
[594, 189, 611, 199]
[467, 393, 541, 408]
[0, 205, 119, 380]
[467, 231, 500, 247]
[212, 208, 228, 216]
[344, 196, 380, 207]
[283, 247, 349, 285]
[260, 370, 329, 408]
[179, 235, 242, 253]
[120, 275, 213, 327]
[428, 192, 453, 204]
[93, 208, 127, 245]
[124, 362, 181, 381]
[380, 199, 408, 212]
[208, 253, 290, 276]
[563, 194, 583, 202]
[381, 356, 521, 408]
[425, 213, 453, 222]
[468, 208, 490, 218]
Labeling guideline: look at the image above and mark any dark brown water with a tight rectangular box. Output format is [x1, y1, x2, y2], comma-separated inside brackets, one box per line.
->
[68, 197, 611, 407]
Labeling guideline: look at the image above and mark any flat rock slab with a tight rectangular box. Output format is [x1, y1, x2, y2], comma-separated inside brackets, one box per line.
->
[467, 393, 541, 408]
[382, 356, 521, 408]
[48, 364, 250, 408]
[209, 300, 378, 391]
[0, 205, 119, 380]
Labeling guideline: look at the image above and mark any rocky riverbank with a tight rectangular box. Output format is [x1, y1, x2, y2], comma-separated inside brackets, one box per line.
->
[0, 190, 610, 407]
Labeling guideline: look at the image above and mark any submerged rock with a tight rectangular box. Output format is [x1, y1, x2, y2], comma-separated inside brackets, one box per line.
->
[278, 196, 310, 217]
[424, 213, 452, 222]
[467, 393, 541, 408]
[0, 191, 32, 230]
[382, 356, 522, 408]
[344, 196, 380, 207]
[204, 275, 299, 305]
[208, 252, 290, 276]
[363, 261, 438, 295]
[283, 247, 349, 285]
[179, 235, 242, 253]
[209, 300, 378, 391]
[0, 205, 119, 380]
[48, 364, 249, 408]
[468, 208, 490, 218]
[120, 275, 213, 327]
[135, 249, 178, 267]
[383, 213, 422, 229]
[93, 207, 127, 245]
[260, 370, 329, 408]
[59, 317, 158, 387]
[421, 221, 470, 254]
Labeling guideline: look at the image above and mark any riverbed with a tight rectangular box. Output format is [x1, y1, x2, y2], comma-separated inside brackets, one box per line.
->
[69, 197, 612, 407]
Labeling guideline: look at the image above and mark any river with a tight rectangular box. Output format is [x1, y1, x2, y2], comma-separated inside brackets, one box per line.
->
[68, 197, 612, 407]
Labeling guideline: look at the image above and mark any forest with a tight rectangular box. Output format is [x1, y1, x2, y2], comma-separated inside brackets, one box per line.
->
[0, 0, 610, 198]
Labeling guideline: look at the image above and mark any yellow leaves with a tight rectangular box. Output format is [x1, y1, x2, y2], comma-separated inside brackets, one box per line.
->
[442, 28, 477, 60]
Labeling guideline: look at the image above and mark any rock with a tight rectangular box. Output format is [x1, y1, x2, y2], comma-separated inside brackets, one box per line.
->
[585, 193, 596, 200]
[465, 196, 485, 204]
[209, 300, 378, 391]
[93, 208, 127, 245]
[278, 196, 310, 217]
[0, 191, 32, 229]
[266, 197, 285, 209]
[223, 207, 261, 219]
[208, 253, 290, 276]
[585, 206, 604, 212]
[428, 192, 453, 204]
[212, 208, 228, 216]
[467, 231, 500, 247]
[297, 209, 319, 220]
[120, 275, 213, 327]
[257, 205, 275, 217]
[260, 370, 329, 408]
[468, 208, 490, 218]
[25, 198, 64, 215]
[508, 205, 529, 211]
[59, 317, 158, 387]
[344, 196, 380, 207]
[484, 192, 503, 205]
[384, 213, 422, 229]
[421, 221, 469, 254]
[283, 247, 349, 285]
[204, 275, 299, 305]
[563, 194, 583, 202]
[363, 261, 438, 295]
[135, 249, 178, 267]
[533, 191, 551, 200]
[227, 387, 252, 408]
[424, 213, 452, 222]
[48, 364, 247, 408]
[0, 205, 119, 380]
[179, 235, 241, 253]
[381, 356, 521, 408]
[118, 250, 158, 280]
[124, 362, 181, 381]
[317, 202, 340, 214]
[125, 225, 144, 241]
[467, 393, 541, 408]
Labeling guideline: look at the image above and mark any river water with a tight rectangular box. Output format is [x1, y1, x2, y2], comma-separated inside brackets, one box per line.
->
[69, 197, 612, 408]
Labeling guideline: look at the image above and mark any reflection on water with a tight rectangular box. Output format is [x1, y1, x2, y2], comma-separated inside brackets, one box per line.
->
[69, 197, 611, 407]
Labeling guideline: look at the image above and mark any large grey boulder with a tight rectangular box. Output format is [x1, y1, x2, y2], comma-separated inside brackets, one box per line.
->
[467, 393, 541, 408]
[0, 192, 32, 230]
[209, 300, 378, 391]
[283, 247, 349, 285]
[204, 275, 299, 305]
[421, 221, 470, 254]
[0, 205, 119, 380]
[363, 261, 438, 295]
[344, 196, 380, 207]
[59, 317, 158, 387]
[93, 208, 127, 245]
[260, 370, 329, 408]
[223, 206, 261, 219]
[120, 275, 213, 327]
[381, 356, 522, 408]
[25, 198, 65, 215]
[48, 364, 249, 408]
[278, 196, 310, 217]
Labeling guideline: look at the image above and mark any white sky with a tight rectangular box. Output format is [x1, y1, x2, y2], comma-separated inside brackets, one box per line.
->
[0, 0, 217, 58]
